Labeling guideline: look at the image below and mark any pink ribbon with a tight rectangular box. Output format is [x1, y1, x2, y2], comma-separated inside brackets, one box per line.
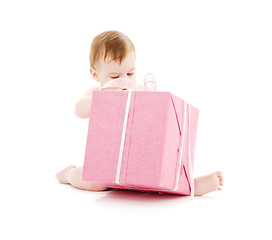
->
[144, 73, 157, 91]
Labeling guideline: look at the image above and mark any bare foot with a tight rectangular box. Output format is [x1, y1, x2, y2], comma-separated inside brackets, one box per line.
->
[55, 166, 109, 191]
[55, 165, 76, 184]
[194, 171, 224, 196]
[68, 166, 109, 191]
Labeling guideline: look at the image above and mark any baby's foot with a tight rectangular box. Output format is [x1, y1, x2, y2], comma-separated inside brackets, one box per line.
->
[194, 171, 224, 196]
[55, 165, 76, 184]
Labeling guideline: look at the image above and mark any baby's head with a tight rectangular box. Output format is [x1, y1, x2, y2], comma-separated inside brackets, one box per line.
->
[89, 31, 136, 87]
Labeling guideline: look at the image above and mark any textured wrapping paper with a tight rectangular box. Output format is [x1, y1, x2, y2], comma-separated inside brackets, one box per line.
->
[83, 90, 199, 196]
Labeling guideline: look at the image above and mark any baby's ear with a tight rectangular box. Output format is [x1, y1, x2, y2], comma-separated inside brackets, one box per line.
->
[90, 68, 98, 81]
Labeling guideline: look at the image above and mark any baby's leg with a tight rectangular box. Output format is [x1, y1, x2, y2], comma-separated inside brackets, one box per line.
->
[55, 166, 109, 191]
[194, 171, 224, 196]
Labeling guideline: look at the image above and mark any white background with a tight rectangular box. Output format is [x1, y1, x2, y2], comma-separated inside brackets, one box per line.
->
[0, 0, 271, 239]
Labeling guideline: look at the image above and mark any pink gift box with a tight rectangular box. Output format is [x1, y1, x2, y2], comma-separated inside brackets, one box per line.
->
[83, 90, 199, 196]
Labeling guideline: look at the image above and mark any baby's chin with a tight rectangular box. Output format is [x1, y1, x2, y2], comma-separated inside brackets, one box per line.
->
[99, 82, 145, 91]
[100, 87, 126, 91]
[101, 86, 144, 91]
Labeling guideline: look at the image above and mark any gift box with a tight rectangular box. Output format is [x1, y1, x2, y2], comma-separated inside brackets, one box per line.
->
[83, 90, 199, 196]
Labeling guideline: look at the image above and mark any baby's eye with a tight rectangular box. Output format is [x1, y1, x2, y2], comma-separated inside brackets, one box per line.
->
[127, 73, 134, 76]
[111, 76, 119, 79]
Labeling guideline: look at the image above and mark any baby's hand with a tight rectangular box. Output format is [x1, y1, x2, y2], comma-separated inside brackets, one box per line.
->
[99, 78, 142, 91]
[74, 88, 97, 119]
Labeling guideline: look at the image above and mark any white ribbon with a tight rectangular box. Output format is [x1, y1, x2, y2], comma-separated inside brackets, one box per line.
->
[115, 90, 132, 185]
[173, 102, 193, 197]
[173, 101, 188, 191]
[188, 104, 194, 198]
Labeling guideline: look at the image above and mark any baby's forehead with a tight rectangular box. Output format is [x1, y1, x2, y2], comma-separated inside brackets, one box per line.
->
[102, 61, 131, 73]
[97, 52, 136, 72]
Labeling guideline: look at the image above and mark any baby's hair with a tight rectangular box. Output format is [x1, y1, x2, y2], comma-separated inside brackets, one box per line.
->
[89, 30, 135, 68]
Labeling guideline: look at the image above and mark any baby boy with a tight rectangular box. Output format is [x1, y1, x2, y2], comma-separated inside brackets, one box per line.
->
[56, 30, 224, 196]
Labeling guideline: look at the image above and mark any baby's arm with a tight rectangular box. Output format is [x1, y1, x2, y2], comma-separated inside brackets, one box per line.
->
[74, 87, 98, 119]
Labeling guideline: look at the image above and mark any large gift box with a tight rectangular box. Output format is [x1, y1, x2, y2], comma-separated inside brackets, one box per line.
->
[83, 90, 199, 196]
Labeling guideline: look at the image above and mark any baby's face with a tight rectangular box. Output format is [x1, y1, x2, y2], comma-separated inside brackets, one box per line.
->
[94, 51, 136, 87]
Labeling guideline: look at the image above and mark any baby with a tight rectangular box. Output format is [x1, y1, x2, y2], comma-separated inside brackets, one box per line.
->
[56, 30, 224, 196]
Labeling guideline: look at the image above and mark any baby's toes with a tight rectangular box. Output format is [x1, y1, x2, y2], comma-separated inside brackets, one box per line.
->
[215, 171, 223, 178]
[219, 177, 224, 187]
